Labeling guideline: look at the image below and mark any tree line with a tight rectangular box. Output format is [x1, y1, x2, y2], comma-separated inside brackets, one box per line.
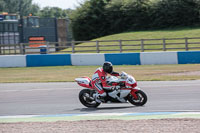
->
[1, 0, 200, 41]
[0, 0, 72, 18]
[71, 0, 200, 41]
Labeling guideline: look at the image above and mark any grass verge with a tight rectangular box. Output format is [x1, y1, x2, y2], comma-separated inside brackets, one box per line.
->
[0, 64, 200, 83]
[60, 27, 200, 53]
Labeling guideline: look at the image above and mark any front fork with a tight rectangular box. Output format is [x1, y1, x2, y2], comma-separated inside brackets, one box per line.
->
[130, 87, 141, 99]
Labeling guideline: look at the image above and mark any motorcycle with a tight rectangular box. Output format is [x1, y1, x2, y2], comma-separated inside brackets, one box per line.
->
[75, 71, 147, 108]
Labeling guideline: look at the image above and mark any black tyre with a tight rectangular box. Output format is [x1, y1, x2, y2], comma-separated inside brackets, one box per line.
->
[79, 89, 101, 108]
[127, 90, 147, 106]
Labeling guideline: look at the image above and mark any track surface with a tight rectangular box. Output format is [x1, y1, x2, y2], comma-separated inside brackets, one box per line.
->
[0, 80, 200, 116]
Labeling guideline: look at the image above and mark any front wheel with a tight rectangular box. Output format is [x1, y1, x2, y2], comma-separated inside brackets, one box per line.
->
[79, 89, 100, 108]
[127, 90, 147, 106]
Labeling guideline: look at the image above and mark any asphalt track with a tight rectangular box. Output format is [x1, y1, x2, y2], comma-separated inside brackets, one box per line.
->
[0, 80, 200, 116]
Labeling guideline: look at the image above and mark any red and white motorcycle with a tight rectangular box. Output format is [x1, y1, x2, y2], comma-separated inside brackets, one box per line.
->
[75, 72, 147, 108]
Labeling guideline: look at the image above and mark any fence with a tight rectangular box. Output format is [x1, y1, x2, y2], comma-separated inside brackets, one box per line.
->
[0, 21, 20, 46]
[1, 37, 200, 55]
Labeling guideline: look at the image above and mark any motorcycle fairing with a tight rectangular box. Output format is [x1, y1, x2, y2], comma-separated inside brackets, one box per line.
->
[75, 77, 93, 89]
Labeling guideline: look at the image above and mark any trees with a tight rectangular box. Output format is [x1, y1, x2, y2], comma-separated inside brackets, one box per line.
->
[0, 0, 71, 19]
[29, 3, 40, 16]
[39, 7, 63, 18]
[0, 0, 6, 12]
[120, 0, 150, 30]
[149, 0, 200, 28]
[70, 0, 108, 40]
[0, 0, 41, 18]
[0, 0, 36, 17]
[71, 0, 152, 41]
[38, 7, 72, 18]
[104, 0, 124, 34]
[70, 0, 200, 41]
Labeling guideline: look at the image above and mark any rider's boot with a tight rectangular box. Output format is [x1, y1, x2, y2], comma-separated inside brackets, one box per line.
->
[94, 92, 106, 103]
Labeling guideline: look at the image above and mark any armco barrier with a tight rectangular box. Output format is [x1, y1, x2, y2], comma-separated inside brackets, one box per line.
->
[105, 53, 141, 65]
[71, 53, 105, 66]
[1, 51, 200, 67]
[0, 55, 26, 67]
[178, 51, 200, 64]
[26, 54, 71, 67]
[140, 52, 178, 65]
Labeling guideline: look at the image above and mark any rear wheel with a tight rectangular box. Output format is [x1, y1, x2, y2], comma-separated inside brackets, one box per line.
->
[127, 90, 147, 106]
[79, 89, 100, 108]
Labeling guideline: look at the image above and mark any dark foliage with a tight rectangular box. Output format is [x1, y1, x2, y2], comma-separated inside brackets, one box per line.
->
[70, 0, 200, 41]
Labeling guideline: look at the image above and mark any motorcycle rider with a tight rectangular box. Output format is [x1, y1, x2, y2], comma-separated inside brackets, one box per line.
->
[91, 61, 120, 103]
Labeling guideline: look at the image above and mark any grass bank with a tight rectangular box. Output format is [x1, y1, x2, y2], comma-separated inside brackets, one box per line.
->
[61, 27, 200, 53]
[0, 64, 200, 83]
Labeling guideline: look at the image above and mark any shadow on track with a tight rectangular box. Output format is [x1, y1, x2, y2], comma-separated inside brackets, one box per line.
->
[74, 106, 143, 112]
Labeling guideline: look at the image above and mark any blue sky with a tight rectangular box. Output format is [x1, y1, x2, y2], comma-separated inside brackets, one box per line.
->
[32, 0, 84, 9]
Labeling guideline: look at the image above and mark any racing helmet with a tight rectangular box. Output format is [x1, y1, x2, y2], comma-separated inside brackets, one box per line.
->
[103, 62, 113, 74]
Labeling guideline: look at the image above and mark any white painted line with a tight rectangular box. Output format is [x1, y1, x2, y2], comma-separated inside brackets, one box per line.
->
[0, 115, 39, 119]
[175, 112, 200, 115]
[1, 112, 200, 119]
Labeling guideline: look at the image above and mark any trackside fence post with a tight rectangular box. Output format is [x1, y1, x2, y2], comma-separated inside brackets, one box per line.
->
[119, 40, 122, 53]
[185, 37, 188, 51]
[96, 41, 99, 53]
[46, 41, 49, 54]
[141, 39, 144, 52]
[163, 38, 166, 51]
[20, 43, 25, 55]
[72, 41, 75, 53]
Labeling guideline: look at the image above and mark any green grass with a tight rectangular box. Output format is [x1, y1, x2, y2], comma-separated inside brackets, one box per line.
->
[60, 27, 200, 53]
[0, 64, 200, 83]
[96, 27, 200, 40]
